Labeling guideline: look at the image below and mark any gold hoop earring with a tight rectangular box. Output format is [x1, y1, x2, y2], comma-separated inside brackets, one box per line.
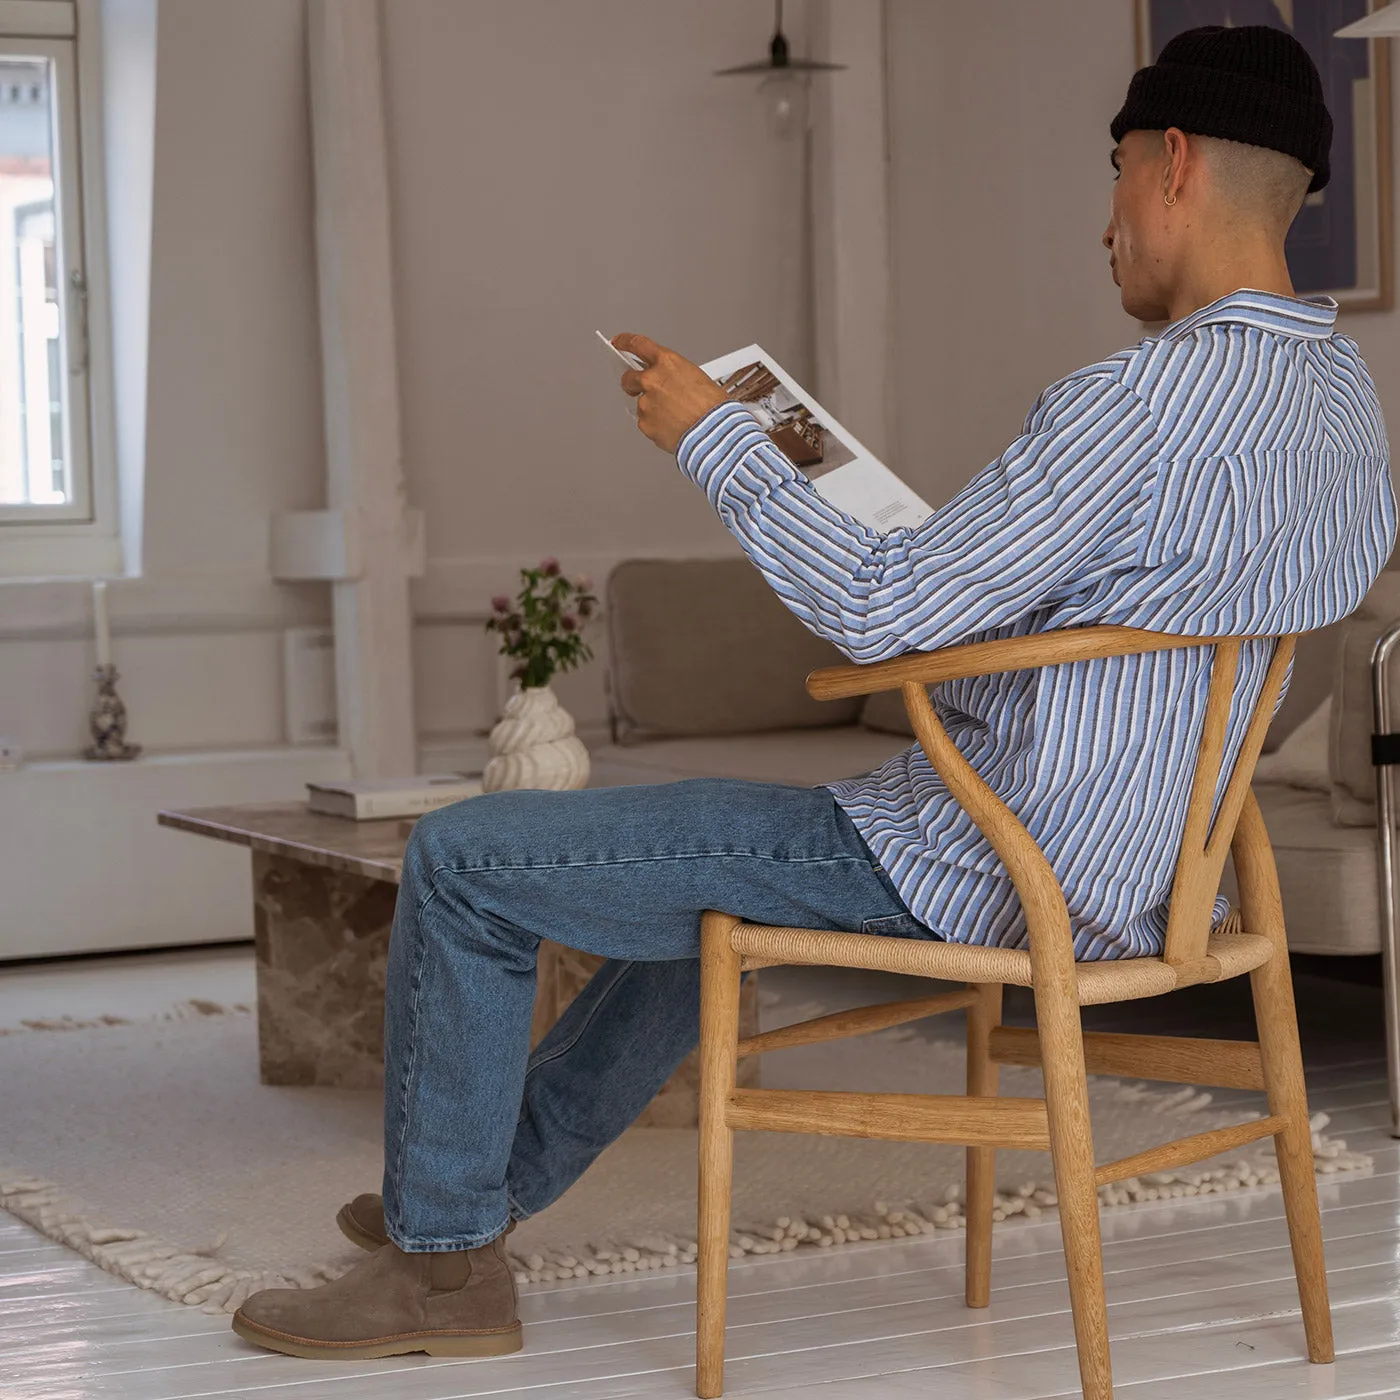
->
[1164, 191, 1177, 206]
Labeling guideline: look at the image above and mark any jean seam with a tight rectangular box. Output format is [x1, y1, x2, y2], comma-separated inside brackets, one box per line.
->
[387, 881, 439, 1225]
[521, 959, 639, 1080]
[429, 851, 878, 878]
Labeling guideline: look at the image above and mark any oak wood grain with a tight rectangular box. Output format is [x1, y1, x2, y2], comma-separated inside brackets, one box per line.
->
[1094, 1115, 1286, 1187]
[988, 1026, 1266, 1091]
[725, 1088, 1051, 1151]
[735, 989, 977, 1060]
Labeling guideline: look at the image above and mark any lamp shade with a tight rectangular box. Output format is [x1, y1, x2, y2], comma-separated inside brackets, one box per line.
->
[1336, 6, 1400, 38]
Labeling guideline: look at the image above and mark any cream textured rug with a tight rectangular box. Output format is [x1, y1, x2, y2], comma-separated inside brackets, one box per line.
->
[0, 998, 1369, 1314]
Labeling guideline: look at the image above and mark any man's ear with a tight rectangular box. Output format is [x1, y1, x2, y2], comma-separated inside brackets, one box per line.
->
[1162, 127, 1190, 203]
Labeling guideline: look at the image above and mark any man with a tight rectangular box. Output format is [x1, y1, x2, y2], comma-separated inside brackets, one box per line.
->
[233, 25, 1394, 1360]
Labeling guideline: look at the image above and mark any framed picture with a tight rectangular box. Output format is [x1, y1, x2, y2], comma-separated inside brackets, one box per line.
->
[1135, 0, 1393, 310]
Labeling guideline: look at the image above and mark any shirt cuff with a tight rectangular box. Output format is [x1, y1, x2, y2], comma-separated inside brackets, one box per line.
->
[676, 400, 793, 510]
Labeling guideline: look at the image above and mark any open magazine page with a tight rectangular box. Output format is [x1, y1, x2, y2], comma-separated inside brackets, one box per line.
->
[699, 345, 933, 534]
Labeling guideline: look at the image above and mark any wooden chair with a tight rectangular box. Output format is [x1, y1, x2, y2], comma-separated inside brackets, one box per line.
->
[696, 627, 1332, 1400]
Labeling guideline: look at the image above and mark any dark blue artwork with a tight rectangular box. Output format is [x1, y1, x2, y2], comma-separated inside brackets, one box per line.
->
[1144, 0, 1374, 295]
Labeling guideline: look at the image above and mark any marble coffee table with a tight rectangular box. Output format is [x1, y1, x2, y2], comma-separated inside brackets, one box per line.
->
[157, 801, 757, 1126]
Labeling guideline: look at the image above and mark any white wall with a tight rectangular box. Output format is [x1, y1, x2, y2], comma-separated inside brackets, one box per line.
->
[887, 0, 1400, 508]
[0, 0, 817, 954]
[887, 0, 1137, 507]
[386, 0, 813, 743]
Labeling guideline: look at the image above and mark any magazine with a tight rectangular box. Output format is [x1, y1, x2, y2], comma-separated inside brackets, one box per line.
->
[699, 345, 933, 533]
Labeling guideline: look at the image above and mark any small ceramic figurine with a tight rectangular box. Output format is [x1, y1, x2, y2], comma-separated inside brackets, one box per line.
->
[85, 664, 142, 761]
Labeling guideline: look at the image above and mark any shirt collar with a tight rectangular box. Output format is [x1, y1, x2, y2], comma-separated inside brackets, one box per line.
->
[1160, 288, 1338, 342]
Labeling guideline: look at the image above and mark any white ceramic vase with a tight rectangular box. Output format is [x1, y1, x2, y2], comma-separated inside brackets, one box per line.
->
[482, 685, 590, 793]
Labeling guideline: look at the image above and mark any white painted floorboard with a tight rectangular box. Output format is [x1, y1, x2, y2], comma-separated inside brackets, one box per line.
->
[1, 950, 1397, 1398]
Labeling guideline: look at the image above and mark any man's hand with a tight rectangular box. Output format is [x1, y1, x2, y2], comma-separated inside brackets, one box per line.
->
[613, 333, 728, 455]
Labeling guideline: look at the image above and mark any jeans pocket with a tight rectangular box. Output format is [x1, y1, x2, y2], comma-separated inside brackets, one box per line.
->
[860, 911, 934, 939]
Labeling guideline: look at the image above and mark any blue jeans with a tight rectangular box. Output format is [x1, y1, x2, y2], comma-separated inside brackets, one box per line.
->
[381, 777, 934, 1251]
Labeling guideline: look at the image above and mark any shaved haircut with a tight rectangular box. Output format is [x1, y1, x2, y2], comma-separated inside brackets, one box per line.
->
[1195, 135, 1313, 231]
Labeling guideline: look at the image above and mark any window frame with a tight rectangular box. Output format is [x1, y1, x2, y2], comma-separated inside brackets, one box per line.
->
[0, 0, 120, 579]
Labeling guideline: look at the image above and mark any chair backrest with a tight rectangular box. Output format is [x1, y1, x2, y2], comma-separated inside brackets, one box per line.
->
[808, 626, 1297, 968]
[1160, 634, 1296, 966]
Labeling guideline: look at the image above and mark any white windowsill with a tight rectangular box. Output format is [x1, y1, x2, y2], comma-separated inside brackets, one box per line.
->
[7, 743, 347, 777]
[0, 525, 124, 581]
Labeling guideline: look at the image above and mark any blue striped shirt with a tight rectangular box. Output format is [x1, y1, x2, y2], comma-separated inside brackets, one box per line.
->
[676, 290, 1396, 958]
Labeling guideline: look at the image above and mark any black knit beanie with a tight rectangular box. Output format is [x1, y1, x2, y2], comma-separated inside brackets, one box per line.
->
[1111, 25, 1332, 192]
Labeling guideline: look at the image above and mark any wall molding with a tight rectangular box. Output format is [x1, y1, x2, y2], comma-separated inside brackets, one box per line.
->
[309, 0, 418, 779]
[0, 547, 751, 638]
[0, 572, 330, 641]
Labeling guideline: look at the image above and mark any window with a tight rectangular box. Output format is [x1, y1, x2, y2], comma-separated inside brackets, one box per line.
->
[0, 0, 118, 577]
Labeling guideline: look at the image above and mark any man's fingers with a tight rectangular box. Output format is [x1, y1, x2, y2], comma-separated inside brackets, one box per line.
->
[613, 332, 665, 366]
[621, 369, 644, 397]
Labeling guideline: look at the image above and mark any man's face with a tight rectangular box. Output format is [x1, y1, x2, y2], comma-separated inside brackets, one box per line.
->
[1103, 130, 1174, 322]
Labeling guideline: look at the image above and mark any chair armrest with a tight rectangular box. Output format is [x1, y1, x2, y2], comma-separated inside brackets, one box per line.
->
[806, 625, 1248, 701]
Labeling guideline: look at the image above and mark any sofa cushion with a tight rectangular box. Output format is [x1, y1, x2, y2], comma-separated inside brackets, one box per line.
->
[860, 688, 917, 736]
[1264, 621, 1343, 751]
[606, 558, 863, 741]
[1251, 698, 1330, 792]
[1218, 783, 1379, 955]
[590, 727, 911, 788]
[1329, 571, 1400, 822]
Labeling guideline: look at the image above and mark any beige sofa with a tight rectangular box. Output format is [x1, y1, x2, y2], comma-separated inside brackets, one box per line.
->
[589, 558, 913, 789]
[590, 557, 1396, 965]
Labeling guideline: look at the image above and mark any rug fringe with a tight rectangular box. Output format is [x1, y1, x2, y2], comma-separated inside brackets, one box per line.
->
[501, 1108, 1369, 1285]
[0, 1035, 1374, 1307]
[1, 1108, 1371, 1303]
[0, 1174, 313, 1314]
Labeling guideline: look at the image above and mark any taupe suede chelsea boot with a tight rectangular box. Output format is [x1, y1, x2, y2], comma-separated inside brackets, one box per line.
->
[336, 1192, 390, 1251]
[336, 1192, 516, 1253]
[232, 1234, 522, 1360]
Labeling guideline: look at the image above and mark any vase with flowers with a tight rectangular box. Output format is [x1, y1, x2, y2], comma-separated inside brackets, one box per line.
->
[482, 559, 599, 793]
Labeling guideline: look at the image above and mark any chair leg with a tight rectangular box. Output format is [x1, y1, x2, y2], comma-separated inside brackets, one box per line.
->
[965, 982, 1002, 1308]
[696, 912, 743, 1400]
[1250, 954, 1334, 1363]
[1037, 990, 1113, 1400]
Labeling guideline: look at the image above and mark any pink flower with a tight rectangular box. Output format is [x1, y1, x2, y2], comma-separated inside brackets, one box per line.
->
[491, 594, 511, 614]
[575, 575, 592, 591]
[561, 614, 577, 633]
[540, 558, 560, 577]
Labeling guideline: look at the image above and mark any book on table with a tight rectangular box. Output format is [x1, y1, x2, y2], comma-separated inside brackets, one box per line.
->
[306, 774, 483, 821]
[699, 345, 933, 534]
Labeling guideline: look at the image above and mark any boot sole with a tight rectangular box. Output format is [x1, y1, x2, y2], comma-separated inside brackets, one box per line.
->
[335, 1203, 389, 1252]
[232, 1312, 523, 1359]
